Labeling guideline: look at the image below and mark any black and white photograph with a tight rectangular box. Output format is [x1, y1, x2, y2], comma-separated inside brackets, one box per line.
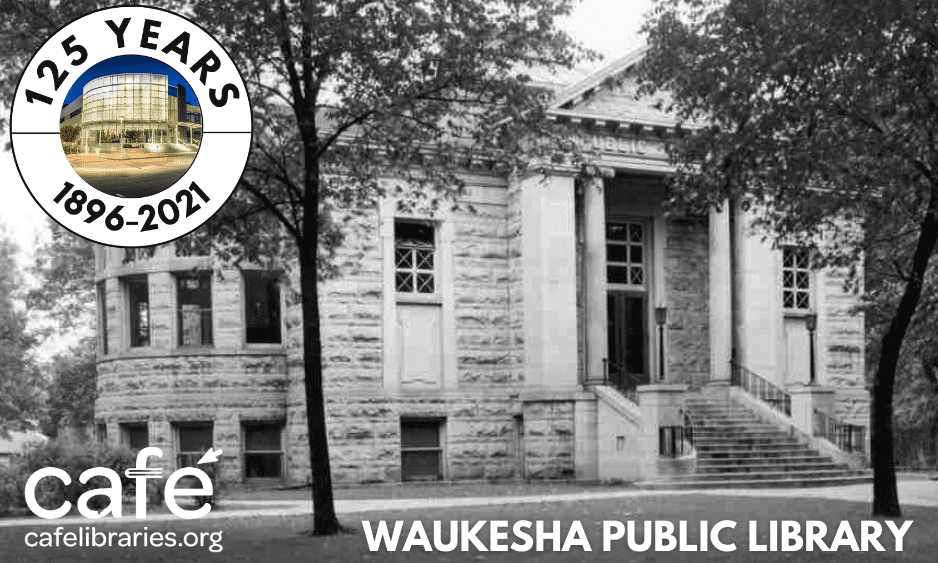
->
[0, 0, 935, 561]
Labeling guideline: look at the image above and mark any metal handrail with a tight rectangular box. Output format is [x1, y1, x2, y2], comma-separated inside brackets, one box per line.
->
[604, 358, 641, 404]
[659, 408, 696, 458]
[814, 409, 866, 455]
[583, 358, 642, 404]
[730, 361, 792, 416]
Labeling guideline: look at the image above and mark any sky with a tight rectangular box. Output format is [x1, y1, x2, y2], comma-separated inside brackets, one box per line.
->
[63, 55, 201, 106]
[1, 0, 652, 269]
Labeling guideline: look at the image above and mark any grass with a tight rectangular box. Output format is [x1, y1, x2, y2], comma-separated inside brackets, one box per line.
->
[2, 493, 935, 562]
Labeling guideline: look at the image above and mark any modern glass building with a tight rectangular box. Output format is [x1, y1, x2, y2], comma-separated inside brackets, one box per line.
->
[60, 73, 201, 147]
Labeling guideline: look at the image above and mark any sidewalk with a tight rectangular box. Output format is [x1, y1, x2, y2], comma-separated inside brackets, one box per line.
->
[66, 152, 195, 171]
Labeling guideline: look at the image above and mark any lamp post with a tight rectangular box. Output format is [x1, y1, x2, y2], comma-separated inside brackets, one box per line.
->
[655, 305, 668, 382]
[118, 116, 125, 158]
[805, 312, 818, 385]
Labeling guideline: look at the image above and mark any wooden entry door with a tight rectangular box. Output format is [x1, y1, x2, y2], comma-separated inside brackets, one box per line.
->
[606, 291, 649, 392]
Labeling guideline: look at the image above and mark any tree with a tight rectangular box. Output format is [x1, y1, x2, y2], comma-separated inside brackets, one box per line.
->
[868, 259, 938, 468]
[185, 0, 587, 535]
[1, 0, 587, 533]
[641, 0, 938, 516]
[42, 340, 97, 438]
[0, 231, 44, 434]
[60, 124, 81, 144]
[27, 221, 97, 333]
[28, 221, 98, 438]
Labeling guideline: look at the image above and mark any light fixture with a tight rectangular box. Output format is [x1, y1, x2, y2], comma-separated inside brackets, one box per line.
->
[655, 306, 668, 381]
[805, 312, 817, 385]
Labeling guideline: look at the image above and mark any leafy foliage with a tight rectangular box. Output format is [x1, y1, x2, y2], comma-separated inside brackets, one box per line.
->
[59, 124, 80, 143]
[41, 338, 97, 438]
[0, 439, 138, 516]
[641, 0, 938, 516]
[185, 0, 590, 535]
[0, 233, 43, 434]
[27, 221, 96, 332]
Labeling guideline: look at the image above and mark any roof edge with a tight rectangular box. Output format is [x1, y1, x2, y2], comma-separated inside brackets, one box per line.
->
[550, 46, 648, 110]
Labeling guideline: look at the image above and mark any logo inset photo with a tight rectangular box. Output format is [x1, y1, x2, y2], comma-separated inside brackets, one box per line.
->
[61, 55, 202, 198]
[11, 6, 251, 247]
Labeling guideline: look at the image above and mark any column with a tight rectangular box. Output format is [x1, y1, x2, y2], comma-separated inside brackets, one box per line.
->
[583, 175, 607, 383]
[709, 201, 733, 383]
[520, 171, 578, 389]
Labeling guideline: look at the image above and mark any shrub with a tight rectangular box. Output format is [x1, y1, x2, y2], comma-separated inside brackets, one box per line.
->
[0, 465, 27, 517]
[15, 439, 137, 515]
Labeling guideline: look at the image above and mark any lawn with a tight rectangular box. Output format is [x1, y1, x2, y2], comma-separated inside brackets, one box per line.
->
[1, 493, 933, 562]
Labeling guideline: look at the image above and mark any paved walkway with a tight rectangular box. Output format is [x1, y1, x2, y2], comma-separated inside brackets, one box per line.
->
[1, 477, 934, 529]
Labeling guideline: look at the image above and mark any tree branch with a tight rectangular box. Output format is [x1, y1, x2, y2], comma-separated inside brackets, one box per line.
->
[239, 178, 302, 241]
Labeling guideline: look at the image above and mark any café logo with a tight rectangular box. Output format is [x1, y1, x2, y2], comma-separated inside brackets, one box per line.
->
[10, 6, 251, 247]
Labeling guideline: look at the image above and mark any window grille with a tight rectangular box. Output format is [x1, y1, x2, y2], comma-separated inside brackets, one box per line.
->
[782, 247, 811, 311]
[606, 221, 646, 288]
[395, 221, 436, 294]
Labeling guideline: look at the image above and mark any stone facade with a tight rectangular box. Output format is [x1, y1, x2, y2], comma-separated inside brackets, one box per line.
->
[93, 49, 869, 487]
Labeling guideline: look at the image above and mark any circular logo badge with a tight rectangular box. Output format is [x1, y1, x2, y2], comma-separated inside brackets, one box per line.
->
[10, 6, 251, 247]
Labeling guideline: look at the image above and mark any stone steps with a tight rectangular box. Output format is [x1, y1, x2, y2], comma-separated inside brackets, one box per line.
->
[637, 474, 873, 490]
[663, 468, 869, 481]
[696, 455, 832, 467]
[636, 395, 871, 490]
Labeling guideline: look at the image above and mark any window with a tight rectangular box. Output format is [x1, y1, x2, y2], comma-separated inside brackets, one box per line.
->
[606, 221, 646, 288]
[243, 422, 284, 478]
[125, 275, 150, 348]
[400, 418, 444, 481]
[782, 247, 811, 311]
[176, 423, 213, 469]
[395, 221, 435, 294]
[120, 423, 149, 450]
[122, 246, 157, 264]
[95, 422, 107, 443]
[97, 281, 108, 354]
[244, 271, 281, 344]
[177, 273, 212, 346]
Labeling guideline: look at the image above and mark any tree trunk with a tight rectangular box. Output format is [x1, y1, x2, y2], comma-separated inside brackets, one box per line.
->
[299, 236, 342, 535]
[871, 189, 938, 517]
[298, 104, 342, 532]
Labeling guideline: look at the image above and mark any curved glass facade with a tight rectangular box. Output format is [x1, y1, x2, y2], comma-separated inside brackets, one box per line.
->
[82, 73, 171, 126]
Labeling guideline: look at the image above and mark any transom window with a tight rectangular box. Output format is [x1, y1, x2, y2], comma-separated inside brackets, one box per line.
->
[606, 221, 646, 288]
[123, 247, 157, 264]
[395, 221, 435, 294]
[782, 247, 811, 310]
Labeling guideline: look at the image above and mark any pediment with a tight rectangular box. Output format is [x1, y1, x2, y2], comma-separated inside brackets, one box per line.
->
[549, 47, 677, 132]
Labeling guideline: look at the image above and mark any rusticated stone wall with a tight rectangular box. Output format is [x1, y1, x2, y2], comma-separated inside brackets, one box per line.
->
[522, 400, 575, 480]
[284, 180, 551, 485]
[820, 266, 868, 423]
[96, 352, 288, 481]
[664, 216, 711, 386]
